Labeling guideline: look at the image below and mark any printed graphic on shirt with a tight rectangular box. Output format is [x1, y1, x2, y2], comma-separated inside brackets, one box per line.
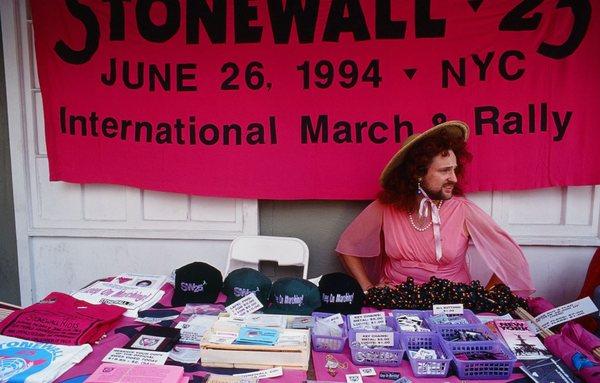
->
[0, 341, 60, 382]
[1, 310, 100, 345]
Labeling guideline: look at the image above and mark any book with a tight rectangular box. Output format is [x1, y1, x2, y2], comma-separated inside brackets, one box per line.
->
[520, 357, 584, 383]
[85, 363, 186, 383]
[494, 319, 552, 360]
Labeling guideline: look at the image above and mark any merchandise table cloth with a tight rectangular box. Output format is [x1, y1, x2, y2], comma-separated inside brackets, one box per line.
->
[25, 281, 526, 383]
[53, 282, 307, 383]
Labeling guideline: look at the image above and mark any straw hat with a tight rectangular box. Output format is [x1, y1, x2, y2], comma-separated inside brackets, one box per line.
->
[379, 120, 469, 185]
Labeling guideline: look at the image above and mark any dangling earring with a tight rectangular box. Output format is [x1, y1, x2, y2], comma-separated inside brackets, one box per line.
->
[417, 178, 422, 194]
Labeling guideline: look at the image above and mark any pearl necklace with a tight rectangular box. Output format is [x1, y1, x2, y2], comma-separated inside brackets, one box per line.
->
[408, 200, 443, 231]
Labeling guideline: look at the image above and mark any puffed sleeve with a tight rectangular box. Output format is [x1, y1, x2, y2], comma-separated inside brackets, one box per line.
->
[335, 200, 384, 284]
[462, 199, 535, 297]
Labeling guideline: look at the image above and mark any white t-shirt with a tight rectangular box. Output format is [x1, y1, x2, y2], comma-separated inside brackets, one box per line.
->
[0, 334, 92, 383]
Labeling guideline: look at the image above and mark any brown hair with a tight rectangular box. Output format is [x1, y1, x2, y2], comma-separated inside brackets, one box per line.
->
[378, 129, 472, 212]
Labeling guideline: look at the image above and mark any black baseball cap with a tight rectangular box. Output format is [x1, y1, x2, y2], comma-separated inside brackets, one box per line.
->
[222, 268, 272, 306]
[171, 262, 223, 307]
[264, 277, 321, 315]
[318, 272, 365, 314]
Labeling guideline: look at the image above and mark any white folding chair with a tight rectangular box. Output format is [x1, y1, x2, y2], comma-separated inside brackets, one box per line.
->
[225, 235, 309, 279]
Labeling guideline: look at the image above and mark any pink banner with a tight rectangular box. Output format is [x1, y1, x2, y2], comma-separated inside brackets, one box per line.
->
[30, 0, 599, 199]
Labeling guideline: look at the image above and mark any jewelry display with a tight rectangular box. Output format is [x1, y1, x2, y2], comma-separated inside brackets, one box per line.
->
[324, 353, 347, 377]
[365, 276, 528, 315]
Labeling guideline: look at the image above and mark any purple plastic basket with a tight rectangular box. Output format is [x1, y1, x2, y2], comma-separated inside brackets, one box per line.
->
[311, 312, 347, 353]
[438, 324, 497, 345]
[401, 332, 452, 378]
[425, 309, 481, 334]
[348, 329, 404, 367]
[446, 340, 517, 380]
[391, 309, 433, 333]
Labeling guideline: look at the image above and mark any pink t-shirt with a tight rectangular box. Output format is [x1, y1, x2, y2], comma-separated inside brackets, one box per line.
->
[336, 196, 534, 296]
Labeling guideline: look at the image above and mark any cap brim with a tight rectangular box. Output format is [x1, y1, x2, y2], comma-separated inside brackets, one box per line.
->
[379, 121, 469, 186]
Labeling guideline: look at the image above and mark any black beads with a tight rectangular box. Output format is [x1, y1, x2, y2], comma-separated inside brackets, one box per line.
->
[364, 276, 528, 315]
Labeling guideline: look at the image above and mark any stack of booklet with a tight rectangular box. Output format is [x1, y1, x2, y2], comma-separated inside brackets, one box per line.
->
[85, 363, 187, 383]
[72, 273, 167, 317]
[234, 327, 280, 346]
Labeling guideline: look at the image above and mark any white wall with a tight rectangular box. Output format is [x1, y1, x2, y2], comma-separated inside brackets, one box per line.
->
[3, 0, 599, 308]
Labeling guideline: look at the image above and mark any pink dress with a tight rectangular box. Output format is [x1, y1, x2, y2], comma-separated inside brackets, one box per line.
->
[336, 196, 534, 297]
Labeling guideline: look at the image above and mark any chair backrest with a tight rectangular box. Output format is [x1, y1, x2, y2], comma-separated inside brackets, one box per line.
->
[225, 235, 309, 279]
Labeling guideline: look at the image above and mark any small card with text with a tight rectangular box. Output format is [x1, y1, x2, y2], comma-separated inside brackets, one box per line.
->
[433, 303, 464, 315]
[225, 293, 263, 317]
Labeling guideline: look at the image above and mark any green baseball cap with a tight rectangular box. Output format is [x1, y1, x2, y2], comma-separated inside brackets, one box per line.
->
[264, 277, 321, 315]
[222, 268, 272, 306]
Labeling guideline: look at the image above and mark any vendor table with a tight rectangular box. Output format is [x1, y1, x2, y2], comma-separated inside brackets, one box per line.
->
[49, 282, 525, 383]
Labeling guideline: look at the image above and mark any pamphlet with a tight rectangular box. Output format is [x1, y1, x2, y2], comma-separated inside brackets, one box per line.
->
[109, 273, 167, 289]
[72, 281, 164, 317]
[494, 320, 551, 360]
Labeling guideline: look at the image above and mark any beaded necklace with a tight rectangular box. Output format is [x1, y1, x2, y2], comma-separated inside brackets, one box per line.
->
[408, 200, 443, 231]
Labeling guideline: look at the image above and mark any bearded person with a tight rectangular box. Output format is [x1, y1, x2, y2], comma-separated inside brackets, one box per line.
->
[336, 121, 534, 297]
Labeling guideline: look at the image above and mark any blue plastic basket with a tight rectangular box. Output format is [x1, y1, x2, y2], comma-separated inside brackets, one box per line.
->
[401, 332, 452, 378]
[311, 312, 347, 353]
[348, 329, 404, 367]
[446, 340, 517, 380]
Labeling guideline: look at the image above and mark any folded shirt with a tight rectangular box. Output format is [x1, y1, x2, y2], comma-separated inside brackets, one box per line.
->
[0, 334, 92, 383]
[0, 292, 125, 345]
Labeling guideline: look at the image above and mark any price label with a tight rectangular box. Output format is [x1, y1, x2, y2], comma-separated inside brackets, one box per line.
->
[348, 312, 386, 329]
[320, 313, 344, 326]
[433, 303, 464, 315]
[355, 332, 394, 347]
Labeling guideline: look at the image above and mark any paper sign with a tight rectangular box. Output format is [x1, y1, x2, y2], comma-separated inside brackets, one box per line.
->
[359, 367, 376, 377]
[345, 374, 364, 383]
[355, 332, 394, 347]
[319, 313, 344, 326]
[348, 312, 386, 329]
[234, 367, 283, 379]
[433, 303, 464, 315]
[174, 323, 205, 344]
[225, 293, 263, 317]
[102, 348, 169, 365]
[533, 297, 598, 332]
